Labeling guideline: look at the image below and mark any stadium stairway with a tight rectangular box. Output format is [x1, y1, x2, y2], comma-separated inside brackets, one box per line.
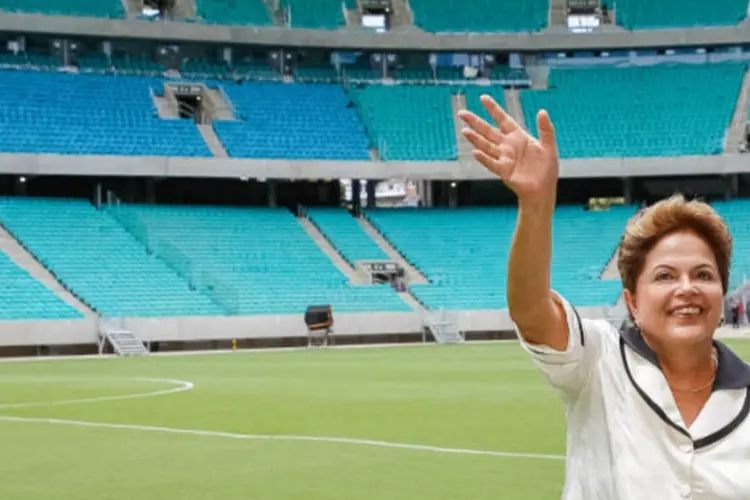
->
[451, 92, 473, 159]
[725, 68, 750, 152]
[304, 208, 428, 310]
[297, 215, 366, 284]
[504, 88, 526, 129]
[197, 124, 229, 157]
[389, 0, 416, 28]
[356, 215, 430, 285]
[0, 225, 93, 316]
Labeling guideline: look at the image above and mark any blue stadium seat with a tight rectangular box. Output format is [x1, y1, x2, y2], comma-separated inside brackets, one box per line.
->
[116, 204, 412, 314]
[0, 249, 82, 321]
[0, 197, 224, 318]
[0, 71, 212, 157]
[213, 82, 371, 160]
[365, 206, 636, 309]
[0, 0, 124, 18]
[306, 208, 389, 267]
[521, 63, 745, 159]
[708, 200, 750, 290]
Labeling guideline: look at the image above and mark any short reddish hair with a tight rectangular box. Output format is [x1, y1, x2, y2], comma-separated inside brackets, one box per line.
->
[617, 194, 732, 294]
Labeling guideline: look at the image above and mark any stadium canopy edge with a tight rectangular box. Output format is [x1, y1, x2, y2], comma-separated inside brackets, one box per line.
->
[0, 12, 749, 52]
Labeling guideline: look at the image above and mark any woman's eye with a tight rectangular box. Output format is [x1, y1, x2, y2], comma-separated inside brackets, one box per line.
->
[697, 270, 715, 280]
[655, 272, 672, 281]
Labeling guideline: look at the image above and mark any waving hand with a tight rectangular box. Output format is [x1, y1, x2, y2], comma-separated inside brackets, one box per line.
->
[457, 95, 559, 206]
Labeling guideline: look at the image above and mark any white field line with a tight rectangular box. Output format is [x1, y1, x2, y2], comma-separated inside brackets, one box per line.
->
[0, 414, 565, 461]
[0, 378, 194, 410]
[0, 375, 564, 461]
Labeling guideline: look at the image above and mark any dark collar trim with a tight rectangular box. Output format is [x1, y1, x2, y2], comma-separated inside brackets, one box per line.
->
[620, 338, 750, 449]
[619, 323, 750, 391]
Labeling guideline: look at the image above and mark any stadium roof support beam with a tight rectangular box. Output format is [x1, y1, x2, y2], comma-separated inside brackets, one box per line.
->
[0, 12, 749, 51]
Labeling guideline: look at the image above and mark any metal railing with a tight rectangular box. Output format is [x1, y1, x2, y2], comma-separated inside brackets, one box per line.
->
[103, 191, 240, 315]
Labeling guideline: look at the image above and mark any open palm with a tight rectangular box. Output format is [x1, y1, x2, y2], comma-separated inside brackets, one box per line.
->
[457, 95, 559, 204]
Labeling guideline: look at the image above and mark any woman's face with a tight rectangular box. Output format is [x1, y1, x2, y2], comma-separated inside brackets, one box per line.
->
[624, 230, 724, 349]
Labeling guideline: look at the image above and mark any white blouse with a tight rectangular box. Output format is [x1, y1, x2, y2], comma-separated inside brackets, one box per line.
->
[515, 293, 750, 500]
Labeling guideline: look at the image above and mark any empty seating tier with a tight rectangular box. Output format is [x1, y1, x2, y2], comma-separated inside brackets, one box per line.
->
[708, 200, 750, 290]
[463, 86, 508, 125]
[0, 249, 82, 321]
[0, 198, 224, 318]
[0, 0, 124, 17]
[366, 206, 636, 310]
[602, 0, 747, 29]
[350, 85, 456, 161]
[122, 204, 411, 315]
[281, 0, 345, 29]
[196, 0, 273, 25]
[521, 63, 745, 159]
[306, 208, 388, 266]
[0, 71, 211, 157]
[214, 82, 371, 160]
[408, 0, 548, 32]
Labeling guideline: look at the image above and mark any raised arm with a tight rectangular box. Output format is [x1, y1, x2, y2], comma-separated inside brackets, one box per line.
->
[457, 96, 568, 351]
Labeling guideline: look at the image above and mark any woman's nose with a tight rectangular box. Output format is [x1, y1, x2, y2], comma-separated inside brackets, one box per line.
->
[675, 275, 698, 294]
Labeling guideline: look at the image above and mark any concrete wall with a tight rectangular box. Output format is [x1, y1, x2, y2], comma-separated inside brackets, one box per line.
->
[0, 12, 749, 51]
[0, 153, 746, 182]
[0, 306, 612, 347]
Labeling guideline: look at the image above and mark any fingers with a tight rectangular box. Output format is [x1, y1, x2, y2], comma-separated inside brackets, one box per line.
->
[536, 109, 557, 153]
[472, 149, 515, 180]
[457, 109, 503, 144]
[461, 127, 503, 159]
[481, 95, 519, 134]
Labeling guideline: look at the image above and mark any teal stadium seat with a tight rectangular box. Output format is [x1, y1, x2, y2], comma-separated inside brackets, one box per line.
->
[196, 0, 273, 25]
[0, 198, 224, 318]
[602, 0, 747, 29]
[281, 0, 346, 29]
[365, 206, 636, 310]
[0, 249, 82, 321]
[0, 71, 211, 157]
[306, 208, 389, 267]
[350, 85, 456, 161]
[213, 82, 371, 160]
[463, 85, 508, 124]
[708, 200, 750, 290]
[0, 0, 124, 17]
[409, 0, 548, 32]
[119, 204, 412, 314]
[521, 63, 745, 159]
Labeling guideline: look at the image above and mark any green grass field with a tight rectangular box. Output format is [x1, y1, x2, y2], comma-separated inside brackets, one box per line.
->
[1, 340, 749, 499]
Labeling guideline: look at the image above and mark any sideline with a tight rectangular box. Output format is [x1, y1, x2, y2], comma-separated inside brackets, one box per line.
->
[0, 414, 565, 461]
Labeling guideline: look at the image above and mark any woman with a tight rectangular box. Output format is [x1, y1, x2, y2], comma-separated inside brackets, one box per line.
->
[458, 96, 750, 499]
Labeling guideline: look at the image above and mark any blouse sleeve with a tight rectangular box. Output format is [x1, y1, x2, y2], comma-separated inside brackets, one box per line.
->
[513, 290, 614, 403]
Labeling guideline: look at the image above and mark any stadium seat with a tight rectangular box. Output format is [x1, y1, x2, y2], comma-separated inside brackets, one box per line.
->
[365, 205, 636, 310]
[0, 198, 224, 318]
[602, 0, 747, 29]
[708, 200, 750, 290]
[521, 63, 745, 159]
[409, 0, 548, 32]
[119, 204, 412, 314]
[195, 0, 273, 25]
[0, 0, 124, 18]
[0, 70, 212, 157]
[306, 208, 389, 267]
[213, 82, 371, 160]
[0, 249, 82, 321]
[462, 85, 508, 124]
[349, 84, 457, 161]
[281, 0, 346, 29]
